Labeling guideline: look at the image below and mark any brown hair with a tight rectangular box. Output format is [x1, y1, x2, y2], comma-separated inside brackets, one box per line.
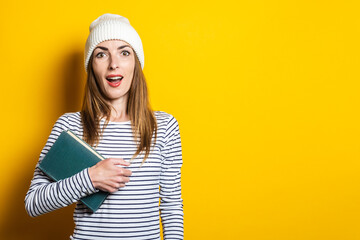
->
[81, 52, 157, 164]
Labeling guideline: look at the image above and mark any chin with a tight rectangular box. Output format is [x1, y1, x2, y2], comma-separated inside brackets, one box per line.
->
[106, 91, 129, 101]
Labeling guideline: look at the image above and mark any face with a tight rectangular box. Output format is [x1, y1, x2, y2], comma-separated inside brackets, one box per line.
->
[92, 40, 135, 102]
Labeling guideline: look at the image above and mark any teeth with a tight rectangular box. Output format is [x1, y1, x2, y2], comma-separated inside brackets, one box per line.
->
[107, 76, 123, 80]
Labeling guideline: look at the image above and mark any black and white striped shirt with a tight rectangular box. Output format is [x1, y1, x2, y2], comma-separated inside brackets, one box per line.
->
[25, 111, 183, 240]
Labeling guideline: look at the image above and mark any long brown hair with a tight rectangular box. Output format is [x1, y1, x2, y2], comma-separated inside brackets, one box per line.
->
[81, 52, 157, 164]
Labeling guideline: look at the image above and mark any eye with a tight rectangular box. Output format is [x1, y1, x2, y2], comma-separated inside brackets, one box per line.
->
[121, 50, 130, 56]
[95, 52, 106, 58]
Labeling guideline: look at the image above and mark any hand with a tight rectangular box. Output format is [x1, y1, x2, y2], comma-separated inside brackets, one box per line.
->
[88, 158, 132, 193]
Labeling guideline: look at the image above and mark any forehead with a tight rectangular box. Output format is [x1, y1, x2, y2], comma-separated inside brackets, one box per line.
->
[95, 39, 132, 49]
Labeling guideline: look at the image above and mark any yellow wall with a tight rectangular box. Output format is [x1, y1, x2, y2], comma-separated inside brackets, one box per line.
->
[1, 0, 360, 239]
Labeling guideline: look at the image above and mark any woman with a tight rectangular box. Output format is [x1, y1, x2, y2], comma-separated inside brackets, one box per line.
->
[25, 13, 183, 240]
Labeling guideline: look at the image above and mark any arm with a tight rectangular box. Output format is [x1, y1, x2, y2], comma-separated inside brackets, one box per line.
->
[160, 115, 184, 240]
[24, 114, 98, 217]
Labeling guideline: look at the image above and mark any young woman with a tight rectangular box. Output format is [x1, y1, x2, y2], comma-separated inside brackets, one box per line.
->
[25, 13, 183, 240]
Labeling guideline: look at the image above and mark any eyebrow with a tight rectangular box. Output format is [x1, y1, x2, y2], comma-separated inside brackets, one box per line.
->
[94, 45, 131, 51]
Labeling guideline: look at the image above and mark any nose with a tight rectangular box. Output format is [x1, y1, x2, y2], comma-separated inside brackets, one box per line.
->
[108, 55, 120, 70]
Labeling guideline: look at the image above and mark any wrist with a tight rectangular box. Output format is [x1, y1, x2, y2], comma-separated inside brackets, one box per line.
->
[85, 167, 98, 192]
[88, 166, 98, 188]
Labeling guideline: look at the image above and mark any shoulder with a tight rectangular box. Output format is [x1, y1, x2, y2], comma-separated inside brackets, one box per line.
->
[40, 112, 82, 160]
[154, 111, 181, 141]
[53, 112, 82, 131]
[55, 112, 81, 123]
[154, 110, 179, 127]
[61, 112, 81, 123]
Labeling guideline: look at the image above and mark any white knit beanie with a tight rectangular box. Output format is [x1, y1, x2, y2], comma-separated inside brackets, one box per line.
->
[84, 13, 144, 73]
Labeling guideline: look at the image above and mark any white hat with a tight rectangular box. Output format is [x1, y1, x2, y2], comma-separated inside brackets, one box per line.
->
[84, 13, 144, 72]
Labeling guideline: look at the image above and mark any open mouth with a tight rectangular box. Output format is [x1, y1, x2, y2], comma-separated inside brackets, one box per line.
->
[106, 76, 123, 87]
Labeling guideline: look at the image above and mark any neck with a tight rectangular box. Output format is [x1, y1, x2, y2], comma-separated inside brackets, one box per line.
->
[108, 95, 130, 122]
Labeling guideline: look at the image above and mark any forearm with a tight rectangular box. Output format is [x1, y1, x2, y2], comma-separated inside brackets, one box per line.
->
[25, 167, 97, 217]
[160, 196, 184, 240]
[160, 173, 183, 239]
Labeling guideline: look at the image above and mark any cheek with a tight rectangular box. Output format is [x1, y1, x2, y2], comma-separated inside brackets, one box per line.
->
[124, 62, 135, 74]
[122, 55, 135, 74]
[92, 63, 106, 81]
[92, 63, 101, 77]
[123, 64, 135, 83]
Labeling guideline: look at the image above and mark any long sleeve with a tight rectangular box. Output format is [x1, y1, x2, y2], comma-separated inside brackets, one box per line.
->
[159, 115, 184, 239]
[24, 114, 98, 217]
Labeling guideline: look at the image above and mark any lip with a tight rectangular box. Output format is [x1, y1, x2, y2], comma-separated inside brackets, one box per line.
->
[107, 80, 121, 87]
[106, 74, 123, 88]
[106, 74, 124, 78]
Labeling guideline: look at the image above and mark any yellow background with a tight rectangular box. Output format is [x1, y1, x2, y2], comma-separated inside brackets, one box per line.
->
[1, 0, 360, 239]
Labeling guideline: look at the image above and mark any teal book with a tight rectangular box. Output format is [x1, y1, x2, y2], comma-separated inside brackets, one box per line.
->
[39, 130, 108, 212]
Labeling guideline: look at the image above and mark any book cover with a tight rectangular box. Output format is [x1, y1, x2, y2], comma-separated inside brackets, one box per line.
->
[39, 130, 108, 212]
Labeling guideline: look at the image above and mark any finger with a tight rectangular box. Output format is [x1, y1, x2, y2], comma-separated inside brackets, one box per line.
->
[109, 180, 127, 189]
[122, 168, 132, 176]
[115, 176, 130, 183]
[108, 187, 118, 193]
[111, 158, 131, 166]
[116, 168, 132, 177]
[97, 184, 118, 193]
[108, 181, 123, 189]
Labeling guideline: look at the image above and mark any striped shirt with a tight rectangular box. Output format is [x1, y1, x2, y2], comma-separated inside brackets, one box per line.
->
[25, 111, 183, 240]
